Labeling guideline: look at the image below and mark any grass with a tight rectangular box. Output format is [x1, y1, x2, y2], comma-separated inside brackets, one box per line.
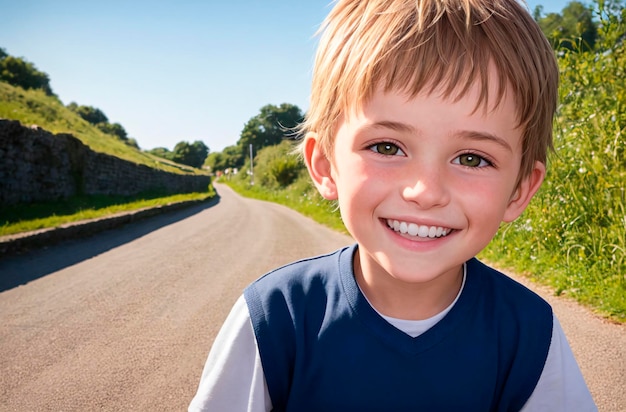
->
[480, 30, 626, 322]
[0, 186, 216, 237]
[223, 175, 347, 234]
[0, 81, 216, 238]
[0, 82, 204, 175]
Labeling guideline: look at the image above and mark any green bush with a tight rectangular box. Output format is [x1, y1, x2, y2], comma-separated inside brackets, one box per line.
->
[0, 52, 54, 95]
[482, 0, 625, 321]
[252, 140, 305, 189]
[224, 173, 346, 234]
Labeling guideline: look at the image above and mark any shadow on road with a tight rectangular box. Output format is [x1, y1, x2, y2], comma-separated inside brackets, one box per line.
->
[0, 196, 220, 293]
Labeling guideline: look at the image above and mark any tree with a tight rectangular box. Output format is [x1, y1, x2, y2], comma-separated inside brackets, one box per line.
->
[205, 103, 304, 171]
[66, 103, 135, 144]
[0, 54, 54, 95]
[147, 147, 174, 161]
[203, 144, 246, 173]
[67, 103, 109, 125]
[97, 122, 128, 141]
[204, 152, 225, 173]
[534, 1, 598, 51]
[237, 103, 304, 160]
[125, 137, 140, 149]
[172, 140, 209, 168]
[222, 144, 245, 170]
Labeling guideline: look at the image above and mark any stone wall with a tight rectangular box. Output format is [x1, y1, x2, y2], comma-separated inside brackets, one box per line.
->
[0, 119, 211, 205]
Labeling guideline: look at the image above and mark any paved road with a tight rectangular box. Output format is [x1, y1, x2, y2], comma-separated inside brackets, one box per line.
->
[1, 183, 624, 411]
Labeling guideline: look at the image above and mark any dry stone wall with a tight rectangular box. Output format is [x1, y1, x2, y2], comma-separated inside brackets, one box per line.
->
[0, 119, 211, 205]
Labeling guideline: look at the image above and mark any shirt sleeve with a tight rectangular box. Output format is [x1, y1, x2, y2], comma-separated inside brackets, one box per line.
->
[521, 315, 597, 412]
[188, 295, 272, 412]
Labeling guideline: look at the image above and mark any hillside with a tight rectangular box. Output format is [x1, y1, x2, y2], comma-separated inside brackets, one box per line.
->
[0, 81, 204, 176]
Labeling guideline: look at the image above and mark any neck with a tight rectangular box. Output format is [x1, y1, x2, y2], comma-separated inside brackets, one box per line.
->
[354, 254, 464, 321]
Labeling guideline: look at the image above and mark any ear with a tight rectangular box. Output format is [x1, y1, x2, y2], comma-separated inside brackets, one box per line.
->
[303, 132, 338, 200]
[502, 161, 546, 223]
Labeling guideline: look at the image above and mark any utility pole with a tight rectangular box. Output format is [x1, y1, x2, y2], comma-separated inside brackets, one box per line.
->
[249, 143, 254, 185]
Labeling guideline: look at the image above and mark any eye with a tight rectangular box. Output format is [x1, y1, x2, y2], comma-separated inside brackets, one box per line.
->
[454, 153, 492, 168]
[369, 142, 405, 156]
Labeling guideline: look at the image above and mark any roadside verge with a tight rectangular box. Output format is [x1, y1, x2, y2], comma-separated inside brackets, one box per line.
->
[0, 197, 213, 258]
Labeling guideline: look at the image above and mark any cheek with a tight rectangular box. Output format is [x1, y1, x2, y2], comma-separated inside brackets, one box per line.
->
[333, 155, 377, 189]
[334, 160, 390, 210]
[455, 177, 513, 216]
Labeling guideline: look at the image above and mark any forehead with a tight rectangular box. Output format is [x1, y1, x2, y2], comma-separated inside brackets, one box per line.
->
[348, 88, 518, 138]
[345, 62, 518, 126]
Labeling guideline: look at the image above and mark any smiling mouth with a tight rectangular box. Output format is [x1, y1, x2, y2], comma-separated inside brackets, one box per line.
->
[386, 219, 451, 239]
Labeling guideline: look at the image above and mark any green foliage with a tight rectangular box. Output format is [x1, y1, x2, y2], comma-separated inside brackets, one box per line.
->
[147, 147, 174, 161]
[206, 103, 304, 173]
[237, 103, 304, 165]
[483, 0, 625, 321]
[203, 151, 224, 172]
[222, 135, 343, 230]
[66, 102, 133, 145]
[0, 82, 204, 175]
[67, 102, 108, 124]
[224, 145, 245, 169]
[0, 48, 54, 95]
[534, 1, 598, 51]
[96, 122, 128, 142]
[125, 137, 140, 150]
[202, 144, 248, 173]
[224, 175, 346, 234]
[0, 48, 137, 150]
[270, 156, 302, 187]
[252, 140, 305, 189]
[171, 140, 209, 168]
[595, 0, 626, 47]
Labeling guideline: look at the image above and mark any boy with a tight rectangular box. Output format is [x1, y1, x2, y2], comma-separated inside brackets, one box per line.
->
[189, 0, 596, 410]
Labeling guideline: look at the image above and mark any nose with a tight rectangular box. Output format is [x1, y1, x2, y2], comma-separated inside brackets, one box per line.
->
[401, 166, 450, 209]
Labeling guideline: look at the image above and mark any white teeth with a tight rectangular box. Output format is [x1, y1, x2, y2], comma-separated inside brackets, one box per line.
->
[399, 221, 408, 234]
[418, 225, 429, 237]
[386, 219, 450, 239]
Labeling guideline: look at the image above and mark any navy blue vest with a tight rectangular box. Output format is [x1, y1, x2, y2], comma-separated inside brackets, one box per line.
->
[244, 245, 552, 412]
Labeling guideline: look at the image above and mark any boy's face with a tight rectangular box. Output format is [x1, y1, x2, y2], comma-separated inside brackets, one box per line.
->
[305, 72, 545, 288]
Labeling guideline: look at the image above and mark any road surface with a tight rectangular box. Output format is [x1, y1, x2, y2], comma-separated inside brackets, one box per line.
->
[0, 183, 624, 411]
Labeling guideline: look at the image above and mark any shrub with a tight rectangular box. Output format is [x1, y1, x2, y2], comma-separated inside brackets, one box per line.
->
[483, 0, 625, 320]
[253, 140, 305, 189]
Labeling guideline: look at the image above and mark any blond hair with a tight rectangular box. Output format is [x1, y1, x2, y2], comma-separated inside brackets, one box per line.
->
[299, 0, 558, 180]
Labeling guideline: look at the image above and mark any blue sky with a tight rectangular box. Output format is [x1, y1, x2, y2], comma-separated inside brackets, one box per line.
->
[1, 0, 572, 152]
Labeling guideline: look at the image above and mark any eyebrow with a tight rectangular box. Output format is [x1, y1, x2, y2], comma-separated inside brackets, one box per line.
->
[365, 120, 513, 153]
[455, 130, 513, 153]
[364, 120, 417, 134]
